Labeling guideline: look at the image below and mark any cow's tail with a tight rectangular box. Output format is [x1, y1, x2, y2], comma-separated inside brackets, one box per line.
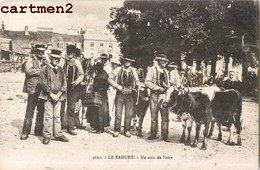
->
[235, 91, 243, 134]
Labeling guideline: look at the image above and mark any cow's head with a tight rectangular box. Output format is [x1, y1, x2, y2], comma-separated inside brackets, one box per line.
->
[139, 83, 149, 102]
[163, 85, 182, 108]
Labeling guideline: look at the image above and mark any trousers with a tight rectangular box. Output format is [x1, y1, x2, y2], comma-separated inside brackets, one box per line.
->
[21, 92, 44, 136]
[149, 93, 169, 137]
[42, 100, 63, 139]
[114, 92, 133, 132]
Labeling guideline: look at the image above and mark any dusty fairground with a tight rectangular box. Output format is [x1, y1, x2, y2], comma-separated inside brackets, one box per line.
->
[0, 72, 258, 170]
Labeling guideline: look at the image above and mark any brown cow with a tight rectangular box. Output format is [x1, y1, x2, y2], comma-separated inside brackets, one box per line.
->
[208, 89, 242, 146]
[163, 86, 212, 150]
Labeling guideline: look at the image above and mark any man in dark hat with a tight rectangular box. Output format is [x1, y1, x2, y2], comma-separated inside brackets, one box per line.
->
[108, 56, 140, 138]
[145, 53, 171, 142]
[20, 46, 45, 140]
[39, 49, 69, 144]
[65, 44, 84, 135]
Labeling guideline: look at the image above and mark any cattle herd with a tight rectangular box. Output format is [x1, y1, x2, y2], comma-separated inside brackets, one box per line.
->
[132, 85, 243, 150]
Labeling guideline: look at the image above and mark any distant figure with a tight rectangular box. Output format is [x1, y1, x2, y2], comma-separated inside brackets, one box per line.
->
[223, 70, 242, 91]
[168, 62, 182, 88]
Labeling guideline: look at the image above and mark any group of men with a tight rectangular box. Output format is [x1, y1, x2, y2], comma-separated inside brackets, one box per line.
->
[19, 43, 241, 145]
[20, 44, 86, 144]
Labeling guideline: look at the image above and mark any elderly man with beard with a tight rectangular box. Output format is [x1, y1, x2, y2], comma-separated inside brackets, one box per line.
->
[39, 49, 69, 144]
[145, 54, 170, 142]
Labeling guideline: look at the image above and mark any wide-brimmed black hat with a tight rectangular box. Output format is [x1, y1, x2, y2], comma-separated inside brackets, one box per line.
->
[154, 53, 169, 62]
[66, 44, 77, 55]
[49, 49, 62, 59]
[121, 56, 135, 62]
[34, 44, 46, 51]
[100, 53, 109, 59]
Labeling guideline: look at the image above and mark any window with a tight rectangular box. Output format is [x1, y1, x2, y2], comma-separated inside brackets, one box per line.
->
[109, 43, 113, 49]
[100, 43, 104, 47]
[90, 42, 94, 47]
[57, 42, 64, 49]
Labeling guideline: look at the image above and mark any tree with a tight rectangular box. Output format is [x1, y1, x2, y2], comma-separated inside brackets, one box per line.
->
[108, 0, 258, 79]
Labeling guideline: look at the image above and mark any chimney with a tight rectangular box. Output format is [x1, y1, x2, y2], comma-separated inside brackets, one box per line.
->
[1, 21, 4, 31]
[25, 26, 29, 36]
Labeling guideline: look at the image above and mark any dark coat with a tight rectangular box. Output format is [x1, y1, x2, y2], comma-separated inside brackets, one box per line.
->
[22, 57, 42, 94]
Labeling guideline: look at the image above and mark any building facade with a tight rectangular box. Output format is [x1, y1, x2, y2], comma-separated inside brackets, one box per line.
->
[83, 30, 121, 63]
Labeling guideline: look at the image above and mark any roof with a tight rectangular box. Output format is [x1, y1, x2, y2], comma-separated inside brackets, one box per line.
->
[83, 30, 117, 42]
[0, 44, 11, 52]
[4, 30, 53, 49]
[0, 30, 83, 55]
[52, 32, 83, 43]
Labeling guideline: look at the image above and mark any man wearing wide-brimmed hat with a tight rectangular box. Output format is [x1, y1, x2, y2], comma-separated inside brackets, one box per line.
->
[20, 46, 46, 140]
[65, 44, 84, 135]
[108, 56, 140, 138]
[39, 49, 69, 144]
[145, 53, 171, 142]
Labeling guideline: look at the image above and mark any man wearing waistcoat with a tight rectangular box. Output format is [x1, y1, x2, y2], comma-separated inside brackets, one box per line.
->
[145, 54, 170, 142]
[65, 45, 84, 135]
[108, 56, 140, 138]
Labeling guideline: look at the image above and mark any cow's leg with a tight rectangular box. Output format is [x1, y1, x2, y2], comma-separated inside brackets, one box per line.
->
[217, 123, 222, 141]
[226, 124, 236, 146]
[234, 116, 242, 146]
[179, 118, 186, 143]
[185, 116, 193, 146]
[137, 113, 145, 137]
[201, 123, 210, 150]
[208, 119, 215, 138]
[132, 117, 137, 134]
[191, 124, 201, 148]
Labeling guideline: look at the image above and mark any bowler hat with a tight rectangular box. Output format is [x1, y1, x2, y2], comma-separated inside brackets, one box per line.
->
[154, 54, 169, 62]
[49, 49, 62, 59]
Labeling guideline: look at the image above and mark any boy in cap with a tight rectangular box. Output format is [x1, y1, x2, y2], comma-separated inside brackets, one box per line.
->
[108, 56, 140, 138]
[145, 53, 170, 142]
[39, 49, 69, 144]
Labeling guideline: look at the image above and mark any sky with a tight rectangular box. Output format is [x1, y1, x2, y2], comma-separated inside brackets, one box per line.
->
[0, 0, 123, 33]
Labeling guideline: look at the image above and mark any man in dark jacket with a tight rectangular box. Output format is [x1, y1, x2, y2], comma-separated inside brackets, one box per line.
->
[20, 47, 45, 140]
[65, 45, 84, 135]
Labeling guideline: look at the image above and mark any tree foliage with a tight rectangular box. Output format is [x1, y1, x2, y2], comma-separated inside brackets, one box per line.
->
[107, 0, 258, 71]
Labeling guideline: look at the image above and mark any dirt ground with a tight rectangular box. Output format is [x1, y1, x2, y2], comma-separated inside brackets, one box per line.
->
[0, 72, 258, 170]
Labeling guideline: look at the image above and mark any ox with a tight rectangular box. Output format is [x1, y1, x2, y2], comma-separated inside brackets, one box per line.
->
[132, 83, 150, 137]
[208, 89, 242, 146]
[163, 86, 212, 150]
